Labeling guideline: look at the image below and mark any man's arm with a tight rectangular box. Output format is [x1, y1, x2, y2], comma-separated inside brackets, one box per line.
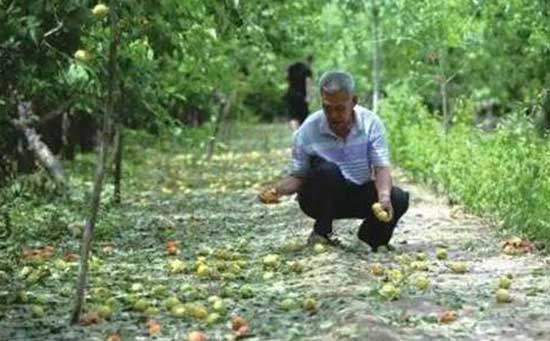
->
[374, 166, 393, 216]
[275, 175, 304, 196]
[258, 175, 303, 204]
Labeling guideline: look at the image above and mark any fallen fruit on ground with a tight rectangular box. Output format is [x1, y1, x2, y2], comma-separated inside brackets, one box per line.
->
[196, 264, 211, 278]
[439, 310, 458, 323]
[302, 297, 318, 312]
[146, 319, 161, 335]
[497, 275, 512, 289]
[379, 283, 401, 300]
[235, 324, 250, 338]
[168, 259, 186, 274]
[191, 304, 208, 319]
[169, 304, 186, 317]
[436, 248, 448, 260]
[163, 297, 181, 310]
[96, 305, 112, 319]
[31, 305, 45, 317]
[133, 299, 150, 312]
[239, 284, 254, 298]
[496, 289, 512, 303]
[263, 254, 280, 268]
[416, 252, 427, 261]
[152, 284, 168, 297]
[262, 271, 275, 280]
[414, 275, 430, 290]
[187, 330, 207, 341]
[232, 315, 248, 331]
[280, 298, 297, 311]
[450, 261, 468, 274]
[389, 269, 403, 283]
[212, 299, 226, 313]
[370, 263, 385, 276]
[206, 312, 221, 325]
[411, 261, 429, 271]
[313, 243, 326, 254]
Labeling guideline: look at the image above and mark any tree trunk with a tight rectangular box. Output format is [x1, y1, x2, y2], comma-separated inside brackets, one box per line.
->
[113, 125, 123, 204]
[441, 81, 450, 132]
[61, 111, 75, 160]
[371, 0, 382, 113]
[438, 48, 452, 133]
[12, 102, 67, 190]
[206, 91, 234, 160]
[71, 5, 119, 325]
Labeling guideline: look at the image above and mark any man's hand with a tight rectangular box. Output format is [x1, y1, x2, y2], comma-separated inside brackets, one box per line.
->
[379, 194, 394, 222]
[258, 187, 281, 204]
[372, 196, 393, 223]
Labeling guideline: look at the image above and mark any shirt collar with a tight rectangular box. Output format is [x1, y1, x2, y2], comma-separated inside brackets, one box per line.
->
[319, 105, 362, 139]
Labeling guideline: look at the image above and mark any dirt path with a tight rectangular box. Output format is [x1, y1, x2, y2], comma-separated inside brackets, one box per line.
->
[2, 123, 549, 340]
[312, 170, 550, 340]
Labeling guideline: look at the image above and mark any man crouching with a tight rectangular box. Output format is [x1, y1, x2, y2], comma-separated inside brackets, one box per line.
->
[258, 71, 409, 252]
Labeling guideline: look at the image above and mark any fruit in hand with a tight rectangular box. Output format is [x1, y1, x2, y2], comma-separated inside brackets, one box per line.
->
[258, 187, 280, 204]
[372, 202, 392, 222]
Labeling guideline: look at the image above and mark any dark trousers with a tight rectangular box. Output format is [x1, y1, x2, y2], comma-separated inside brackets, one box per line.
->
[297, 158, 410, 249]
[285, 90, 308, 124]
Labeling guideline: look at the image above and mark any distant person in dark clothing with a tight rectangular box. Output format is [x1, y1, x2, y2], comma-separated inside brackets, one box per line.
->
[285, 55, 314, 130]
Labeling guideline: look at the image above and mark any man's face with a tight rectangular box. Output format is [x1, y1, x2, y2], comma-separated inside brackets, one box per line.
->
[321, 90, 357, 136]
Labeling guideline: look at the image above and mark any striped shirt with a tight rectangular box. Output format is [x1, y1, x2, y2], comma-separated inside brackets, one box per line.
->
[289, 105, 391, 185]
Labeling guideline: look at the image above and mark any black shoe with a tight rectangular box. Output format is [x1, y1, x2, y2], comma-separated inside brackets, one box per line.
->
[307, 230, 342, 247]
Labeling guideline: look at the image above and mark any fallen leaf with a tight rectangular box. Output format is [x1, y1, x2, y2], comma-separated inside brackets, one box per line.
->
[64, 251, 80, 262]
[22, 245, 55, 261]
[102, 242, 115, 255]
[503, 236, 533, 255]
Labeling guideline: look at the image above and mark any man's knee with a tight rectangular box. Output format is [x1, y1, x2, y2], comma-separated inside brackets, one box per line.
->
[391, 186, 410, 219]
[308, 159, 343, 186]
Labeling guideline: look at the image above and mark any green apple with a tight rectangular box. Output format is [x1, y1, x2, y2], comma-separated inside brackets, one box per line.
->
[97, 305, 113, 318]
[302, 297, 318, 312]
[414, 275, 430, 290]
[379, 283, 401, 300]
[313, 243, 326, 254]
[436, 248, 448, 260]
[170, 304, 187, 317]
[496, 289, 511, 303]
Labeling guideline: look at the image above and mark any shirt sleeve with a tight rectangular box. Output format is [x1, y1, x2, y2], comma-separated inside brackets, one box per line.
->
[368, 117, 391, 167]
[288, 130, 310, 177]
